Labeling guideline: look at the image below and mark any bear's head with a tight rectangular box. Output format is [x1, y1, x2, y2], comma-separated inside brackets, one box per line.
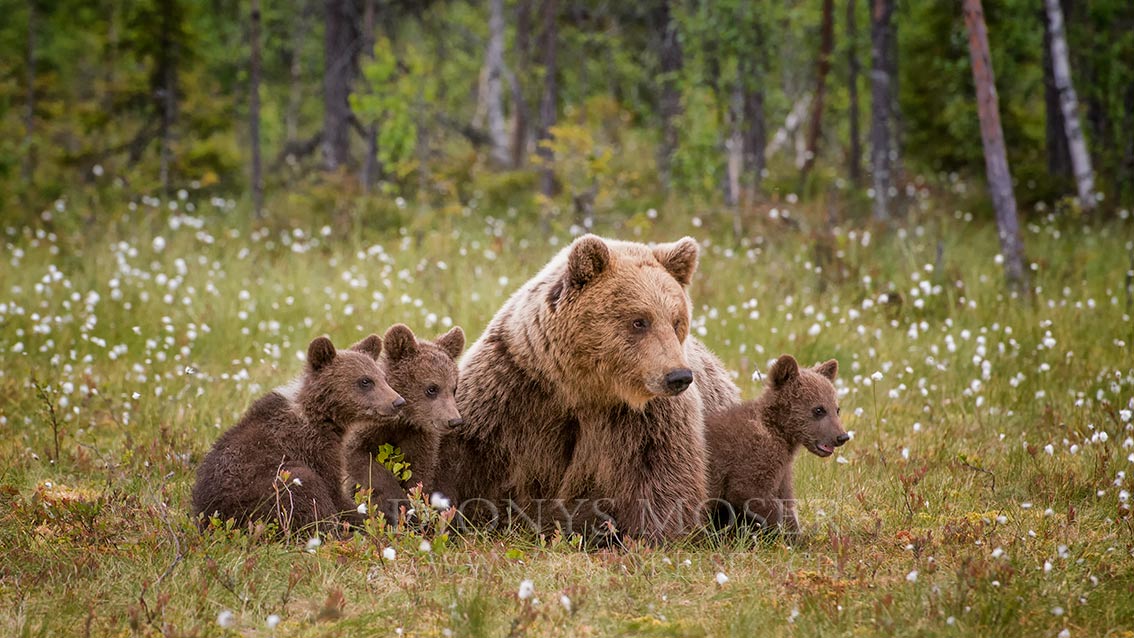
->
[381, 323, 465, 430]
[300, 335, 406, 429]
[547, 235, 699, 410]
[765, 355, 848, 457]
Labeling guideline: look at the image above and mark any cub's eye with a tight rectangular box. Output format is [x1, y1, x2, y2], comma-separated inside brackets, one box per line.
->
[425, 384, 440, 398]
[358, 378, 375, 390]
[631, 318, 650, 332]
[812, 406, 827, 418]
[836, 406, 841, 415]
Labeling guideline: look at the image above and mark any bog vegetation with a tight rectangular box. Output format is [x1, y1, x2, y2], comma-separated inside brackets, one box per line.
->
[1, 0, 1133, 636]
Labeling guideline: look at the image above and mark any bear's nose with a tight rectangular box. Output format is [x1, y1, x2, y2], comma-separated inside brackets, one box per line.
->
[835, 433, 850, 446]
[392, 396, 406, 409]
[448, 417, 464, 428]
[664, 368, 694, 394]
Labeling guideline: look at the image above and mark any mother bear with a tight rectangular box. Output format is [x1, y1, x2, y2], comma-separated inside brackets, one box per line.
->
[434, 235, 739, 541]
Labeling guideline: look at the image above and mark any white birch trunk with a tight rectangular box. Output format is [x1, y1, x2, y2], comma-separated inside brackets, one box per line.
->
[1045, 0, 1095, 211]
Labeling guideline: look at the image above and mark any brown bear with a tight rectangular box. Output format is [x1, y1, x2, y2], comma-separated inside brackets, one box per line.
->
[705, 355, 848, 534]
[341, 323, 465, 524]
[434, 234, 740, 542]
[191, 335, 405, 536]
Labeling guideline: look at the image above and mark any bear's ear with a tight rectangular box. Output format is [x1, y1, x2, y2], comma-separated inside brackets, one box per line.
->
[567, 235, 611, 289]
[349, 334, 383, 361]
[307, 336, 337, 372]
[768, 355, 800, 389]
[383, 324, 418, 363]
[654, 236, 699, 286]
[814, 359, 839, 381]
[435, 326, 466, 361]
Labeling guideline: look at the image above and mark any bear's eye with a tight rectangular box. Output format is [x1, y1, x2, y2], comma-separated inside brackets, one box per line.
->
[425, 384, 440, 398]
[631, 318, 650, 333]
[836, 406, 841, 415]
[812, 406, 826, 418]
[358, 378, 375, 391]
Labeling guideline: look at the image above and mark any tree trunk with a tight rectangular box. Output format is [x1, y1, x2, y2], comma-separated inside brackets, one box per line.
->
[360, 0, 378, 191]
[800, 0, 835, 184]
[1044, 0, 1095, 212]
[743, 80, 766, 195]
[1041, 4, 1072, 179]
[725, 80, 744, 216]
[537, 0, 559, 198]
[23, 0, 37, 187]
[158, 0, 179, 196]
[869, 0, 894, 220]
[484, 0, 511, 167]
[286, 0, 310, 145]
[322, 0, 360, 172]
[653, 1, 682, 190]
[249, 0, 264, 216]
[510, 0, 532, 168]
[847, 0, 863, 187]
[963, 0, 1028, 289]
[887, 4, 902, 185]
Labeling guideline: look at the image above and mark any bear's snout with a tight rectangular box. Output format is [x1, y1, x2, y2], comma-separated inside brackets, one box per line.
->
[448, 416, 464, 428]
[835, 433, 850, 446]
[663, 368, 694, 395]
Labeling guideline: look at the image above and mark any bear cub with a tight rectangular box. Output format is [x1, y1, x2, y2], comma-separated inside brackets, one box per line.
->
[342, 323, 464, 524]
[705, 354, 848, 533]
[192, 335, 405, 536]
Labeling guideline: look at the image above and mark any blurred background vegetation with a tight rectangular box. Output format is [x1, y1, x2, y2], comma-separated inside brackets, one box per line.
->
[1, 0, 1132, 231]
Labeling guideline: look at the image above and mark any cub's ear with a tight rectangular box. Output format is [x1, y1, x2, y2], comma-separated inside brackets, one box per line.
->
[349, 334, 383, 361]
[383, 324, 418, 362]
[814, 359, 839, 381]
[567, 235, 611, 289]
[435, 326, 466, 361]
[653, 236, 699, 286]
[768, 355, 800, 389]
[307, 336, 337, 372]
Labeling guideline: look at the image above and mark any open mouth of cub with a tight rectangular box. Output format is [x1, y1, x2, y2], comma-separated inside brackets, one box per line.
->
[815, 443, 835, 457]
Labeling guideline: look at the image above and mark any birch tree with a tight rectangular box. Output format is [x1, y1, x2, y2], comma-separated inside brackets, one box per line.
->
[963, 0, 1028, 289]
[1044, 0, 1095, 212]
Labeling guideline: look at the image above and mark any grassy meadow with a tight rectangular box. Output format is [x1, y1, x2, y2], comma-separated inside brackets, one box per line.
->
[1, 195, 1133, 637]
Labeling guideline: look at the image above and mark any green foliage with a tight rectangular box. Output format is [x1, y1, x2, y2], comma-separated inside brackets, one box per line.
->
[352, 36, 432, 180]
[374, 443, 412, 483]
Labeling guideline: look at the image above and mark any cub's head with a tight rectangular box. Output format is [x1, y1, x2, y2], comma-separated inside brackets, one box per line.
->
[381, 323, 465, 430]
[766, 355, 848, 457]
[546, 235, 700, 410]
[303, 335, 406, 427]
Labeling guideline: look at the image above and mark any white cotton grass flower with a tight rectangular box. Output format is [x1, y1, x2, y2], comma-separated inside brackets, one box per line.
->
[266, 614, 281, 629]
[518, 579, 534, 601]
[419, 539, 432, 552]
[906, 570, 919, 583]
[715, 572, 729, 585]
[357, 502, 368, 515]
[991, 547, 1005, 559]
[560, 594, 572, 612]
[382, 546, 396, 561]
[788, 607, 801, 623]
[305, 536, 321, 552]
[430, 492, 451, 510]
[217, 609, 236, 628]
[1058, 629, 1071, 638]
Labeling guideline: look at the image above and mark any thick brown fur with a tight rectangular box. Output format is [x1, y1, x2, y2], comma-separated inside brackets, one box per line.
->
[191, 335, 405, 536]
[435, 235, 740, 541]
[705, 355, 847, 533]
[342, 324, 464, 523]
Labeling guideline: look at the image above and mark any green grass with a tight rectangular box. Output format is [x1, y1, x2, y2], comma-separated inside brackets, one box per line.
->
[1, 196, 1133, 637]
